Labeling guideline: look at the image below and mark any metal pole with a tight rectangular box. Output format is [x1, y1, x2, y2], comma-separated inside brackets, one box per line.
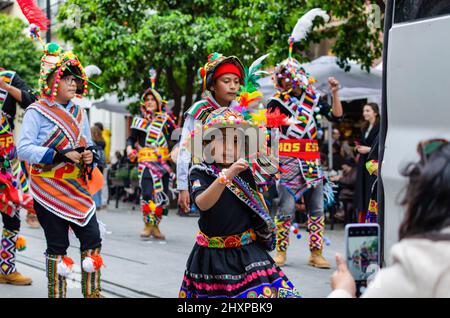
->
[46, 0, 51, 43]
[327, 94, 333, 171]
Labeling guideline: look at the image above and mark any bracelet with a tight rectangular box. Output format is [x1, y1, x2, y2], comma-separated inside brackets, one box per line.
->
[218, 169, 232, 185]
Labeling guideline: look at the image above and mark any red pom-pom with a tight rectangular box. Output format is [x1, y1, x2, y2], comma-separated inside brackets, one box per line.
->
[199, 67, 206, 78]
[266, 109, 288, 128]
[155, 207, 163, 218]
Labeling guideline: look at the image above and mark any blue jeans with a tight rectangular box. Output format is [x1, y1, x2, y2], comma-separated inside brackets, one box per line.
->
[93, 190, 102, 208]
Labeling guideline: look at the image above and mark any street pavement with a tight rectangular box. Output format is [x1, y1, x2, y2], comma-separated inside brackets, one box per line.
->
[0, 203, 345, 298]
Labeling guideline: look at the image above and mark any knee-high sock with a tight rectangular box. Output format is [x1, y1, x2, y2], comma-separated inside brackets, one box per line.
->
[46, 254, 67, 298]
[308, 215, 325, 252]
[0, 228, 18, 275]
[275, 216, 291, 252]
[81, 247, 103, 297]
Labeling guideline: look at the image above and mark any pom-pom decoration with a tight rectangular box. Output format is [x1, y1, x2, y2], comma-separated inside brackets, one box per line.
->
[149, 68, 157, 90]
[15, 236, 27, 252]
[57, 256, 74, 277]
[82, 254, 104, 273]
[250, 109, 267, 126]
[266, 108, 288, 129]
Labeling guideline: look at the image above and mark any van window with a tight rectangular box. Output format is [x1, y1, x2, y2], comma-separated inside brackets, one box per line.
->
[394, 0, 450, 23]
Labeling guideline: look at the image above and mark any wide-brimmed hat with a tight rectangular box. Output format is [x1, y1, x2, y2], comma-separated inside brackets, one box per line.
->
[184, 107, 268, 162]
[198, 52, 244, 91]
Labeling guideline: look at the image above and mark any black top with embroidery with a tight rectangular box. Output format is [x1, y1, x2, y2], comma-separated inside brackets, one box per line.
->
[189, 166, 264, 237]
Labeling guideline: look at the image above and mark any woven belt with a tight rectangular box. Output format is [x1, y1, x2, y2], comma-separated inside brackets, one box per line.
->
[196, 229, 256, 248]
[30, 163, 81, 179]
[138, 147, 169, 162]
[279, 139, 320, 160]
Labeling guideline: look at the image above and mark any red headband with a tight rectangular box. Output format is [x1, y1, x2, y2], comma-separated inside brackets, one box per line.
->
[212, 63, 242, 81]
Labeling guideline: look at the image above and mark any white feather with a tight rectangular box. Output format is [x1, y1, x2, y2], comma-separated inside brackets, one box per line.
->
[248, 53, 270, 76]
[291, 8, 330, 43]
[84, 65, 102, 77]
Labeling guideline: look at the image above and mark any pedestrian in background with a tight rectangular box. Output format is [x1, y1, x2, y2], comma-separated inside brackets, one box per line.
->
[91, 125, 106, 209]
[354, 103, 380, 223]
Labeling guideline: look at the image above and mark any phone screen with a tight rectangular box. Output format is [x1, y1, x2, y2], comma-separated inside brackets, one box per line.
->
[346, 224, 380, 296]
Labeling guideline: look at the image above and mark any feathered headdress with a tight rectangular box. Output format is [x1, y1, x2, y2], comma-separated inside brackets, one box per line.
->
[17, 0, 50, 32]
[140, 67, 163, 115]
[18, 1, 99, 101]
[28, 25, 90, 101]
[273, 8, 328, 94]
[288, 8, 330, 58]
[237, 54, 270, 109]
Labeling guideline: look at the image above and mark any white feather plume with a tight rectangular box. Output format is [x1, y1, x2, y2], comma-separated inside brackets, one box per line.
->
[84, 65, 102, 77]
[291, 8, 330, 43]
[248, 53, 270, 76]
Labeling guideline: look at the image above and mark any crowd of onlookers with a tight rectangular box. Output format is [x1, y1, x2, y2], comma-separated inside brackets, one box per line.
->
[321, 102, 381, 225]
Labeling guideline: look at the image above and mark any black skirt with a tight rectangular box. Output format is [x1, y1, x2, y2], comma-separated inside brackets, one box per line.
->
[179, 242, 301, 298]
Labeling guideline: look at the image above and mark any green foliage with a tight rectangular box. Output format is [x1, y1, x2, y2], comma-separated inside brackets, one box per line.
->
[57, 0, 383, 116]
[0, 14, 41, 87]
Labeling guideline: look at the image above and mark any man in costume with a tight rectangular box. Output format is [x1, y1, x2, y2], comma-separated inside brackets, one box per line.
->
[18, 36, 105, 298]
[177, 52, 244, 213]
[126, 68, 177, 240]
[0, 70, 36, 285]
[0, 69, 40, 229]
[268, 9, 343, 268]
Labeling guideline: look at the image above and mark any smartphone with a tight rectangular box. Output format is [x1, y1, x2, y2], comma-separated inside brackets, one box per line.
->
[345, 223, 381, 297]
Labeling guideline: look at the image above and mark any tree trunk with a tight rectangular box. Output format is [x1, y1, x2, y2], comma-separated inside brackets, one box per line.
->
[183, 62, 196, 114]
[165, 65, 182, 119]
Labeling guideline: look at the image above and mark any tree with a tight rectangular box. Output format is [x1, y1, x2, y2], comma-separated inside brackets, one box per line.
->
[57, 0, 383, 117]
[0, 14, 41, 87]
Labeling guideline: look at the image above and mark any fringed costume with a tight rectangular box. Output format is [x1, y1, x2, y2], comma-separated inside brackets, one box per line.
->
[127, 68, 177, 240]
[17, 34, 104, 298]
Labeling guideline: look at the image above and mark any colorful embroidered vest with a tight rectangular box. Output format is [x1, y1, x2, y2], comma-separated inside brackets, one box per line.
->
[131, 112, 177, 149]
[270, 91, 324, 183]
[0, 70, 15, 110]
[269, 90, 320, 140]
[27, 100, 96, 226]
[184, 95, 222, 123]
[0, 71, 30, 196]
[0, 71, 16, 153]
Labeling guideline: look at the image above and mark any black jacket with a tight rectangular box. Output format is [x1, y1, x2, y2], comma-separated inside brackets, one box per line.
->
[1, 72, 37, 129]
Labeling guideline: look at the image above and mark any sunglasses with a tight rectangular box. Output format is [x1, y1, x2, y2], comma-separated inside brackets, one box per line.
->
[417, 138, 449, 163]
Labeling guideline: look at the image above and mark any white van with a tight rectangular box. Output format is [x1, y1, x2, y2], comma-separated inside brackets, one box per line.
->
[381, 0, 450, 260]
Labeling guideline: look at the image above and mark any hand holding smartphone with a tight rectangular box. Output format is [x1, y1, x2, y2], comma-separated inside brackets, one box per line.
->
[345, 224, 381, 297]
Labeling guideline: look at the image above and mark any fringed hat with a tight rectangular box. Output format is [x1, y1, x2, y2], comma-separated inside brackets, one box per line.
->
[38, 42, 89, 101]
[273, 57, 317, 93]
[140, 68, 164, 116]
[28, 25, 90, 101]
[198, 52, 244, 92]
